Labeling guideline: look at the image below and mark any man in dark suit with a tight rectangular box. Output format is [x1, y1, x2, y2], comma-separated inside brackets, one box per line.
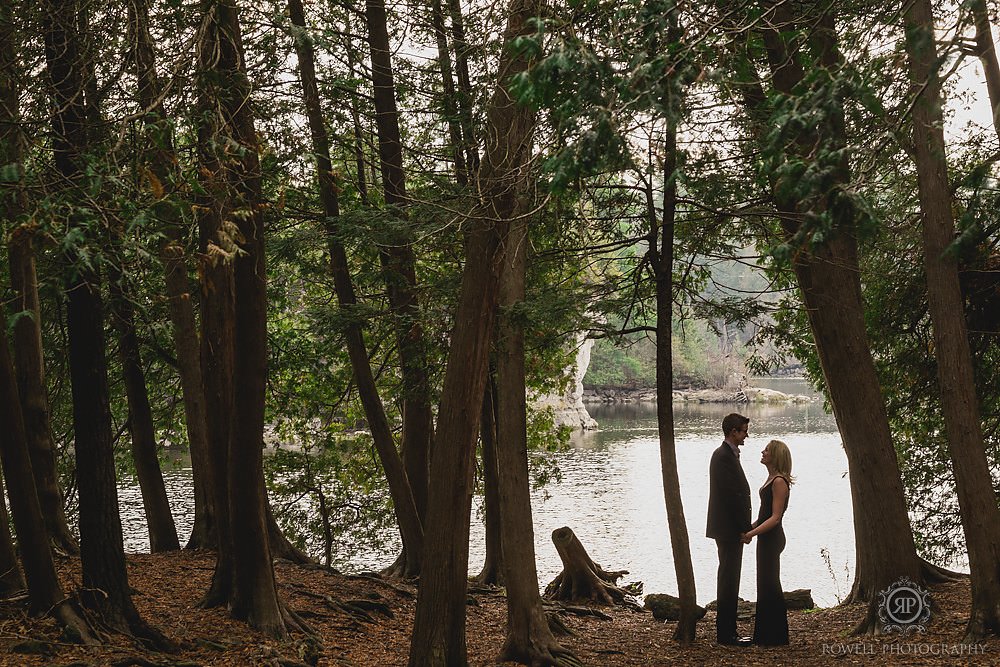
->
[707, 412, 752, 646]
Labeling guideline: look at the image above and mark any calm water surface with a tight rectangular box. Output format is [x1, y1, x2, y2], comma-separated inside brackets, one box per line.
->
[119, 378, 856, 607]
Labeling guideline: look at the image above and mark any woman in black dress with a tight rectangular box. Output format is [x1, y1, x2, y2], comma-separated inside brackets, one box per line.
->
[741, 439, 793, 646]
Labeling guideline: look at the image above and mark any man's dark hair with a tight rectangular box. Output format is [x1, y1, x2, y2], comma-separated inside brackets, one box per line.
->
[722, 413, 749, 437]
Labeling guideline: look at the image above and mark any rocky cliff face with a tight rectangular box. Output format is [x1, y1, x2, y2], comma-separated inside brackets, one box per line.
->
[532, 337, 598, 431]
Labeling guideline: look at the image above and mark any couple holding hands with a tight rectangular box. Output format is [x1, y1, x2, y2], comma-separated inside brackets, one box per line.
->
[707, 412, 793, 647]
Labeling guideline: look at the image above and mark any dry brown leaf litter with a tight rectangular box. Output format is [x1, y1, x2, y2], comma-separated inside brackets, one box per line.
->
[0, 550, 995, 666]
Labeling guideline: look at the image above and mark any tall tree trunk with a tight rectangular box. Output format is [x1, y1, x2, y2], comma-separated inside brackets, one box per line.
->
[344, 20, 370, 205]
[163, 242, 217, 550]
[108, 267, 180, 552]
[127, 0, 216, 551]
[735, 5, 923, 632]
[194, 0, 237, 608]
[904, 0, 1000, 641]
[651, 12, 698, 637]
[474, 376, 503, 586]
[1, 18, 77, 553]
[363, 0, 434, 537]
[429, 0, 467, 184]
[199, 0, 303, 637]
[287, 0, 423, 575]
[41, 0, 164, 643]
[495, 220, 575, 665]
[0, 474, 22, 594]
[445, 0, 479, 174]
[970, 0, 1000, 145]
[0, 301, 96, 641]
[0, 65, 25, 582]
[408, 0, 539, 661]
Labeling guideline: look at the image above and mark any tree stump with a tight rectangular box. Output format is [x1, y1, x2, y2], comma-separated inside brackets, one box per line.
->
[543, 527, 640, 609]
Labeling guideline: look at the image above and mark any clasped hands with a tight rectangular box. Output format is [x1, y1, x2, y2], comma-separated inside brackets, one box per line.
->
[740, 532, 753, 544]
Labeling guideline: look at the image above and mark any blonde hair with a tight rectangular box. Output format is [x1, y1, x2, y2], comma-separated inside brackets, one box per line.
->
[767, 439, 795, 486]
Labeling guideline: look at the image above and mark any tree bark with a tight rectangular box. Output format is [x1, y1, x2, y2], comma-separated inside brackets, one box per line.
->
[650, 18, 698, 639]
[408, 0, 539, 661]
[194, 0, 237, 607]
[163, 243, 217, 551]
[903, 0, 1000, 641]
[474, 376, 503, 586]
[198, 0, 303, 637]
[494, 221, 576, 665]
[736, 4, 923, 632]
[287, 0, 423, 576]
[445, 0, 479, 174]
[429, 0, 468, 184]
[41, 0, 164, 644]
[544, 527, 635, 607]
[127, 0, 216, 551]
[363, 0, 434, 536]
[0, 301, 98, 642]
[0, 312, 59, 614]
[1, 1, 77, 556]
[970, 0, 1000, 145]
[108, 268, 181, 553]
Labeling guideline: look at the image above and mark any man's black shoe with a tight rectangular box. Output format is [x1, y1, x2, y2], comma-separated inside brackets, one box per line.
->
[718, 636, 753, 647]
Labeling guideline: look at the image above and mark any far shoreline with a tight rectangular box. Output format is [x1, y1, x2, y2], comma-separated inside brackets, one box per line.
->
[583, 382, 817, 405]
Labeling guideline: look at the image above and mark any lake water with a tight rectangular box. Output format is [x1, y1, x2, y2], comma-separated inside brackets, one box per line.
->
[118, 378, 857, 607]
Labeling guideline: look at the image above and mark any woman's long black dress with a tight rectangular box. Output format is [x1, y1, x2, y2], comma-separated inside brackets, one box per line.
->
[752, 478, 789, 646]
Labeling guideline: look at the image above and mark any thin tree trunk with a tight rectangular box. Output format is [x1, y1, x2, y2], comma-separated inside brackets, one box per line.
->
[363, 0, 434, 535]
[651, 12, 698, 637]
[344, 21, 370, 205]
[163, 242, 217, 550]
[970, 0, 1000, 145]
[108, 267, 180, 553]
[127, 0, 216, 550]
[495, 220, 575, 665]
[445, 0, 479, 174]
[287, 0, 423, 575]
[0, 475, 22, 594]
[408, 0, 540, 661]
[429, 0, 467, 184]
[904, 0, 1000, 641]
[474, 376, 503, 586]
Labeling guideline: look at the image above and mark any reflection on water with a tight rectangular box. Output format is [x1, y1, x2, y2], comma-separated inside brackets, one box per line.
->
[515, 386, 853, 608]
[118, 379, 856, 607]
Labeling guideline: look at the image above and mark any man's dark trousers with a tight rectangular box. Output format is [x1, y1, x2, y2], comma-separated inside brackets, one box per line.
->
[715, 538, 743, 642]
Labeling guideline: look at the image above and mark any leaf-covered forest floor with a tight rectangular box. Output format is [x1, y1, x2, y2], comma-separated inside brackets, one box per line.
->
[0, 550, 995, 666]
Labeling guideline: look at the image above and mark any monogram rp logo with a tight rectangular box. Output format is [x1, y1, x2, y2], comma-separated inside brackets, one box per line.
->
[877, 577, 931, 635]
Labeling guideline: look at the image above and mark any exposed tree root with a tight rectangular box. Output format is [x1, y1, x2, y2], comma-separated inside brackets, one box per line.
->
[289, 585, 394, 624]
[545, 612, 576, 637]
[850, 598, 882, 636]
[50, 598, 100, 645]
[268, 515, 314, 565]
[920, 558, 967, 583]
[500, 639, 583, 667]
[345, 572, 416, 599]
[378, 548, 419, 580]
[279, 603, 314, 636]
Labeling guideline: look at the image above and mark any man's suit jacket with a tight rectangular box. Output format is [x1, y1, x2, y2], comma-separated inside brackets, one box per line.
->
[706, 442, 752, 540]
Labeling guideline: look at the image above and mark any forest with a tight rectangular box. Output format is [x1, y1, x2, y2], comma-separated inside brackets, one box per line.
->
[0, 0, 999, 664]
